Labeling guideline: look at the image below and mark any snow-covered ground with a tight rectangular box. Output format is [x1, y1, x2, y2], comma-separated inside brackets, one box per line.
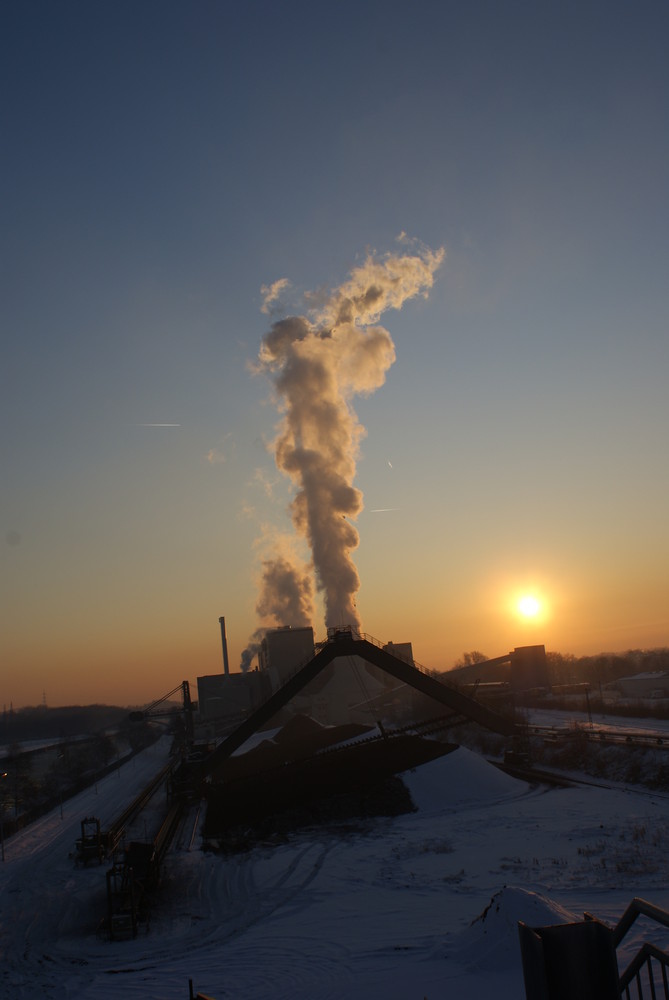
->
[1, 735, 669, 999]
[528, 706, 669, 737]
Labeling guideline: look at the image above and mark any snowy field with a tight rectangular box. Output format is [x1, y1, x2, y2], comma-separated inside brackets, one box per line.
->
[528, 706, 669, 737]
[2, 734, 669, 999]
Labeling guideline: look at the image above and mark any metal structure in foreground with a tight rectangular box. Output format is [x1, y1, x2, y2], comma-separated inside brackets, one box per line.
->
[105, 797, 184, 939]
[519, 896, 669, 999]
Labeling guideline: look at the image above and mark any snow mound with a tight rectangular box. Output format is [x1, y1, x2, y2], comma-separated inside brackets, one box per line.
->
[453, 886, 577, 970]
[402, 745, 526, 815]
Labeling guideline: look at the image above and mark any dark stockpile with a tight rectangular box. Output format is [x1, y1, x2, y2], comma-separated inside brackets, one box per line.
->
[204, 717, 458, 851]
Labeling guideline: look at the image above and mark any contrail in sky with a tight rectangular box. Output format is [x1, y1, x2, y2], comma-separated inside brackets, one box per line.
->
[136, 423, 181, 427]
[240, 241, 443, 670]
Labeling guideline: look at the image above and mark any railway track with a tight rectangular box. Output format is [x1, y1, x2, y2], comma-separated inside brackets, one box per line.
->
[104, 758, 175, 855]
[173, 800, 203, 851]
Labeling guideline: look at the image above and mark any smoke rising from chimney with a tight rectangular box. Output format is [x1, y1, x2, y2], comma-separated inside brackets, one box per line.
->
[240, 242, 444, 668]
[239, 532, 314, 671]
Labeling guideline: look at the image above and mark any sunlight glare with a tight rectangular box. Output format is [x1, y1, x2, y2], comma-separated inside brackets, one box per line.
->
[518, 594, 541, 618]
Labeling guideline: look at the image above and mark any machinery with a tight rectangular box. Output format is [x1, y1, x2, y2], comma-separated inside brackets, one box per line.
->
[73, 682, 194, 937]
[75, 816, 104, 865]
[129, 680, 194, 748]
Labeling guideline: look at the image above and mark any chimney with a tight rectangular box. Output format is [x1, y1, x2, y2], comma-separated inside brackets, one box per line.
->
[219, 616, 230, 676]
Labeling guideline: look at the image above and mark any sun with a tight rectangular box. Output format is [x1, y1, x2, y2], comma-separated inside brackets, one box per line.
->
[517, 594, 541, 618]
[501, 580, 553, 625]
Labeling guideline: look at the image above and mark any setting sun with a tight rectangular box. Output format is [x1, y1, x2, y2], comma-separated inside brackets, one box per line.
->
[518, 594, 541, 618]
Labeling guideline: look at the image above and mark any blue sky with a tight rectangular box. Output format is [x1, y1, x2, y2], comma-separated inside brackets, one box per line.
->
[2, 1, 668, 706]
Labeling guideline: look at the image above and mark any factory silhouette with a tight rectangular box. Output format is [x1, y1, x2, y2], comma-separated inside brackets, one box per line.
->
[181, 616, 547, 859]
[195, 616, 547, 735]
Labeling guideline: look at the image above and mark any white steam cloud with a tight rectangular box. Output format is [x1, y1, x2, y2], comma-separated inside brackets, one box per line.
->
[239, 533, 314, 672]
[260, 277, 291, 314]
[240, 243, 444, 669]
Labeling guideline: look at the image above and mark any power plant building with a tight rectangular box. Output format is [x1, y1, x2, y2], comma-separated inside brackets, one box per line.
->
[198, 621, 424, 729]
[197, 671, 267, 721]
[258, 626, 315, 688]
[383, 641, 414, 665]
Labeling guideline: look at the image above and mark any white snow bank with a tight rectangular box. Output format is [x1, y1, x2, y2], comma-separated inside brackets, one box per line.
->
[3, 736, 669, 1000]
[402, 745, 527, 814]
[452, 886, 577, 970]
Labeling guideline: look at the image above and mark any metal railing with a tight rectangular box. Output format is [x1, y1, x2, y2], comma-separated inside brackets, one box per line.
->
[620, 943, 669, 999]
[612, 898, 669, 999]
[520, 898, 669, 1000]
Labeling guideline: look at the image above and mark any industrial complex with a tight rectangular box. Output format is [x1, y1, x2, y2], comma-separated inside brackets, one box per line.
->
[4, 616, 669, 999]
[64, 618, 552, 938]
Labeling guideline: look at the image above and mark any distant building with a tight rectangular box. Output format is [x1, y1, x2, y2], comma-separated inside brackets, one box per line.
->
[254, 626, 416, 726]
[383, 641, 414, 665]
[446, 645, 548, 692]
[510, 645, 548, 691]
[258, 626, 315, 688]
[196, 671, 268, 721]
[200, 627, 429, 730]
[608, 671, 669, 700]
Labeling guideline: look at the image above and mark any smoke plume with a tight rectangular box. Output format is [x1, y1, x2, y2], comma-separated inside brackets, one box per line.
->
[241, 242, 444, 667]
[239, 534, 314, 672]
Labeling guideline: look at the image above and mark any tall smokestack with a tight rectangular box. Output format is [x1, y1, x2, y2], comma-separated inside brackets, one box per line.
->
[219, 616, 230, 676]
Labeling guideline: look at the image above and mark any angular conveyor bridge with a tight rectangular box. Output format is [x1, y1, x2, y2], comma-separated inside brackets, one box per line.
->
[204, 629, 518, 778]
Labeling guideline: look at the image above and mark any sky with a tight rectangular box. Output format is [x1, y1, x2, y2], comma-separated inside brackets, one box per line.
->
[2, 0, 668, 708]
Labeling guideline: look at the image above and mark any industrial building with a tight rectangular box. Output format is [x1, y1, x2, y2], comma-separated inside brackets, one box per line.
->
[196, 620, 548, 734]
[254, 628, 414, 727]
[197, 623, 417, 729]
[196, 672, 268, 722]
[258, 626, 316, 687]
[197, 624, 317, 725]
[608, 671, 669, 700]
[383, 640, 414, 664]
[196, 616, 271, 724]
